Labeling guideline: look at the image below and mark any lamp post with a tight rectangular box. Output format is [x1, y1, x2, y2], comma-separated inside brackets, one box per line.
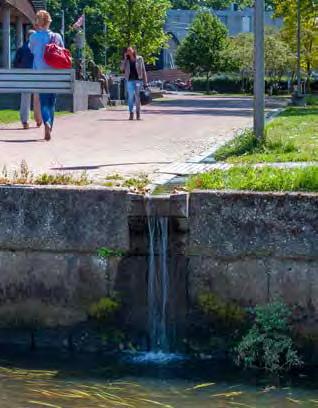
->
[61, 10, 65, 41]
[296, 0, 301, 95]
[254, 0, 265, 140]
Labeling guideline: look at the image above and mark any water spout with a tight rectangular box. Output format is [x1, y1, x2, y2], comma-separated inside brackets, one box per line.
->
[147, 216, 170, 352]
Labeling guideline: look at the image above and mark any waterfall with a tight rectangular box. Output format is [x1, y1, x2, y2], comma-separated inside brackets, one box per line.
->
[147, 216, 170, 352]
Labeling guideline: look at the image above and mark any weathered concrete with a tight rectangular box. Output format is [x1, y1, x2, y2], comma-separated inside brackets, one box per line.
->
[0, 186, 316, 351]
[189, 191, 318, 258]
[0, 186, 129, 252]
[0, 186, 128, 329]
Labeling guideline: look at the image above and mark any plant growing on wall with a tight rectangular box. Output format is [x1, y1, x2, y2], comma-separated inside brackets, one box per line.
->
[88, 297, 125, 348]
[97, 247, 126, 258]
[89, 297, 121, 322]
[235, 301, 303, 373]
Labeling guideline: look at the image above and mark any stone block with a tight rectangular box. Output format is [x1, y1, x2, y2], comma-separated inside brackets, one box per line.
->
[0, 250, 121, 327]
[0, 186, 129, 252]
[187, 255, 269, 307]
[268, 259, 318, 312]
[128, 193, 189, 218]
[189, 191, 318, 258]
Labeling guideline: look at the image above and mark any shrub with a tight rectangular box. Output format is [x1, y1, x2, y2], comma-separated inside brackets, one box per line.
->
[192, 74, 242, 94]
[235, 301, 303, 373]
[306, 95, 318, 106]
[88, 297, 121, 322]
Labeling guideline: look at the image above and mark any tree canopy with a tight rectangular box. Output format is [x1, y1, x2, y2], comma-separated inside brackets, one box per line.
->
[170, 0, 276, 10]
[272, 0, 318, 77]
[47, 0, 170, 68]
[175, 11, 228, 90]
[103, 0, 171, 66]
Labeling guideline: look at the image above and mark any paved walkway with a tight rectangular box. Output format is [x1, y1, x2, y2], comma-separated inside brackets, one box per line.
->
[0, 94, 284, 180]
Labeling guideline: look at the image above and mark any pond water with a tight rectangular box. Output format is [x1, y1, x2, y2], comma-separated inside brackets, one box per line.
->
[0, 349, 317, 408]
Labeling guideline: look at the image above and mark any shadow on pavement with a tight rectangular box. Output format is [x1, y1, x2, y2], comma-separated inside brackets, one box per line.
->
[142, 108, 253, 117]
[50, 162, 171, 171]
[0, 139, 43, 143]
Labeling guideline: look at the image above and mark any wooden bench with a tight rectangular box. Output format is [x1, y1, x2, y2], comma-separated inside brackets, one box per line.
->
[0, 69, 75, 94]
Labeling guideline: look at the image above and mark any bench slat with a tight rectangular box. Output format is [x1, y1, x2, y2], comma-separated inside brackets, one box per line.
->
[0, 88, 72, 94]
[0, 81, 72, 89]
[0, 69, 73, 75]
[0, 74, 72, 81]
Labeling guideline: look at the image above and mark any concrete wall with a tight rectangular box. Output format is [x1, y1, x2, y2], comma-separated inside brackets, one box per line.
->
[0, 186, 129, 328]
[0, 186, 317, 349]
[187, 191, 318, 335]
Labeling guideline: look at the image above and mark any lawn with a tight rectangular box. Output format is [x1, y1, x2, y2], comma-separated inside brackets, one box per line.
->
[186, 166, 318, 193]
[0, 109, 70, 124]
[0, 110, 20, 124]
[214, 97, 318, 164]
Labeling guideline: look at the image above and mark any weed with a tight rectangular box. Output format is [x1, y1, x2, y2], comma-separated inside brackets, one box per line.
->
[123, 174, 150, 191]
[34, 172, 91, 186]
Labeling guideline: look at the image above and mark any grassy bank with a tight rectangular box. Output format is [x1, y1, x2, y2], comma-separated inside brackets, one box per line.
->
[186, 166, 318, 192]
[0, 109, 70, 124]
[214, 98, 318, 164]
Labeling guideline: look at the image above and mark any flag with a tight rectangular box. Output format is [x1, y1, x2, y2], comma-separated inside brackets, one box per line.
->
[73, 15, 84, 29]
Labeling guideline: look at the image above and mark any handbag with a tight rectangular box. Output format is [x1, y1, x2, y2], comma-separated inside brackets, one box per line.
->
[140, 86, 152, 106]
[44, 33, 72, 69]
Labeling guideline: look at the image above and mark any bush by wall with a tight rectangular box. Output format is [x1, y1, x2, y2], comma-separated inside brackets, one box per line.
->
[191, 74, 243, 93]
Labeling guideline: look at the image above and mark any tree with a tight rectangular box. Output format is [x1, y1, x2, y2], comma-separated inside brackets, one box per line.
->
[103, 0, 171, 66]
[170, 0, 275, 10]
[47, 0, 107, 65]
[272, 0, 318, 87]
[223, 33, 254, 92]
[175, 11, 228, 92]
[223, 29, 295, 93]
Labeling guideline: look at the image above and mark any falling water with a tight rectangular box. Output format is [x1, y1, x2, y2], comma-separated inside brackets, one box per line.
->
[147, 216, 170, 352]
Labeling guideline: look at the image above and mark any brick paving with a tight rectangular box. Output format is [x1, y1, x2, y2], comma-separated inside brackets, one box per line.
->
[0, 94, 284, 180]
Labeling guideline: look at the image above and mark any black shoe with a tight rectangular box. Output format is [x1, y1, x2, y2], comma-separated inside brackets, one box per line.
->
[136, 112, 141, 120]
[129, 112, 134, 120]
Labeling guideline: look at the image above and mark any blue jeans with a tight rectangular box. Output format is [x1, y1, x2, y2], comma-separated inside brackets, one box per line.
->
[40, 93, 56, 128]
[127, 80, 141, 113]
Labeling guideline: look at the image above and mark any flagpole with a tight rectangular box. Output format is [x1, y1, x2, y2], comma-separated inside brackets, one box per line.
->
[83, 12, 86, 80]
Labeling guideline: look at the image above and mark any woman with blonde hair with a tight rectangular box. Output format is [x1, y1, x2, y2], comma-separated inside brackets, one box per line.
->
[29, 10, 64, 141]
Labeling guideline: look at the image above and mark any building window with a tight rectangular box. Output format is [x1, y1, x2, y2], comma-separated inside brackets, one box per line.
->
[242, 16, 252, 33]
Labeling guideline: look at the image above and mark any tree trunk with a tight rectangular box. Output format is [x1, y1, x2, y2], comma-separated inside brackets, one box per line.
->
[206, 73, 210, 94]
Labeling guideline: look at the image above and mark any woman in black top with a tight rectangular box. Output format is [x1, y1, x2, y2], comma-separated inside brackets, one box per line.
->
[120, 47, 148, 120]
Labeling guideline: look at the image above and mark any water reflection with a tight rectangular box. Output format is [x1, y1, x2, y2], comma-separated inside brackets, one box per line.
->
[0, 349, 317, 407]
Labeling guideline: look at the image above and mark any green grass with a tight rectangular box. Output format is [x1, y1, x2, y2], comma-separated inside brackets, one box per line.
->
[0, 110, 20, 124]
[186, 166, 318, 192]
[0, 109, 71, 124]
[214, 101, 318, 164]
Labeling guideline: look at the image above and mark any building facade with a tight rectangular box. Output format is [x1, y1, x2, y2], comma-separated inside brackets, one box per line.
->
[162, 7, 283, 69]
[0, 0, 45, 68]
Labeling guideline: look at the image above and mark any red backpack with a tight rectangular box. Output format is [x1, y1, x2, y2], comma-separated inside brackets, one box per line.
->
[44, 33, 72, 69]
